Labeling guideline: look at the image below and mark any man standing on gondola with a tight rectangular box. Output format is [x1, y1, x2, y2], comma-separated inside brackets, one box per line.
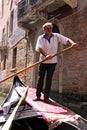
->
[34, 22, 77, 103]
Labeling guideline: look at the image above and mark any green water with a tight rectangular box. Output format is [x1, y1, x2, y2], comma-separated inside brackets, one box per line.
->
[0, 96, 5, 105]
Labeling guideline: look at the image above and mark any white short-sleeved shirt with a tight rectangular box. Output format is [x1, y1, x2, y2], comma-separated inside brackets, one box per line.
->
[36, 33, 69, 63]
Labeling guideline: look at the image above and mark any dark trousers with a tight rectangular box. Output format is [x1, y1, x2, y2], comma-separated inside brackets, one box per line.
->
[36, 63, 56, 99]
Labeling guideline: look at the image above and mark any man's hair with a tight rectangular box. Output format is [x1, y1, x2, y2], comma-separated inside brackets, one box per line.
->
[42, 22, 53, 30]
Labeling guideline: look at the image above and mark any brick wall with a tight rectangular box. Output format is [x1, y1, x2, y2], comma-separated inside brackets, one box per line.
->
[52, 1, 87, 93]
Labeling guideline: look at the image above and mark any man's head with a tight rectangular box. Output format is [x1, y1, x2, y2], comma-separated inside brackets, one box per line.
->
[42, 22, 53, 30]
[42, 22, 53, 36]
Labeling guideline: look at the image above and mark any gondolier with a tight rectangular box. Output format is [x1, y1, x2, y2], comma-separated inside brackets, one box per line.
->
[34, 22, 77, 102]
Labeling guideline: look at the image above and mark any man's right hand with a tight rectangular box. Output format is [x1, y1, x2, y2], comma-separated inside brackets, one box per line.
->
[46, 55, 52, 60]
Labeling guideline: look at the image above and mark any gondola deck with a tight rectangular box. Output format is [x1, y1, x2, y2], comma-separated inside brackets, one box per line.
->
[15, 87, 78, 129]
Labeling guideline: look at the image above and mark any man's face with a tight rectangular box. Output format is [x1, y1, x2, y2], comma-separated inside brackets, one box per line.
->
[44, 25, 52, 36]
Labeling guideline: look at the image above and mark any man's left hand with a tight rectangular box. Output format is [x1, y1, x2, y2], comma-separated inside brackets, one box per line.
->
[72, 42, 78, 48]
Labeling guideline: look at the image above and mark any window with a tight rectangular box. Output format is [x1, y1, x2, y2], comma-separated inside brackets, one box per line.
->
[2, 27, 6, 46]
[10, 11, 14, 35]
[6, 21, 9, 38]
[12, 47, 17, 68]
[6, 20, 10, 39]
[3, 55, 6, 70]
[2, 23, 9, 46]
[1, 0, 4, 18]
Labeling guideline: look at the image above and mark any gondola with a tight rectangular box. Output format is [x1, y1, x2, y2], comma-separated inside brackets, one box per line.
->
[0, 76, 87, 130]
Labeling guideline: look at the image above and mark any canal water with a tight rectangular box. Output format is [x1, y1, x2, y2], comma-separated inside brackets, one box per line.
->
[0, 96, 5, 105]
[50, 92, 87, 119]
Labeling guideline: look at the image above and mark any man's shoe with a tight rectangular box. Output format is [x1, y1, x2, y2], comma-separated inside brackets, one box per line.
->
[33, 97, 40, 101]
[44, 98, 51, 103]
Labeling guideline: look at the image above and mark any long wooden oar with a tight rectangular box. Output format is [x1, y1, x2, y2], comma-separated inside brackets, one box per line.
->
[1, 45, 73, 130]
[2, 87, 28, 130]
[0, 45, 73, 84]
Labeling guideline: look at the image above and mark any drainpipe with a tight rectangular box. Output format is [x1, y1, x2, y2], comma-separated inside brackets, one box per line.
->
[24, 32, 29, 83]
[58, 43, 63, 100]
